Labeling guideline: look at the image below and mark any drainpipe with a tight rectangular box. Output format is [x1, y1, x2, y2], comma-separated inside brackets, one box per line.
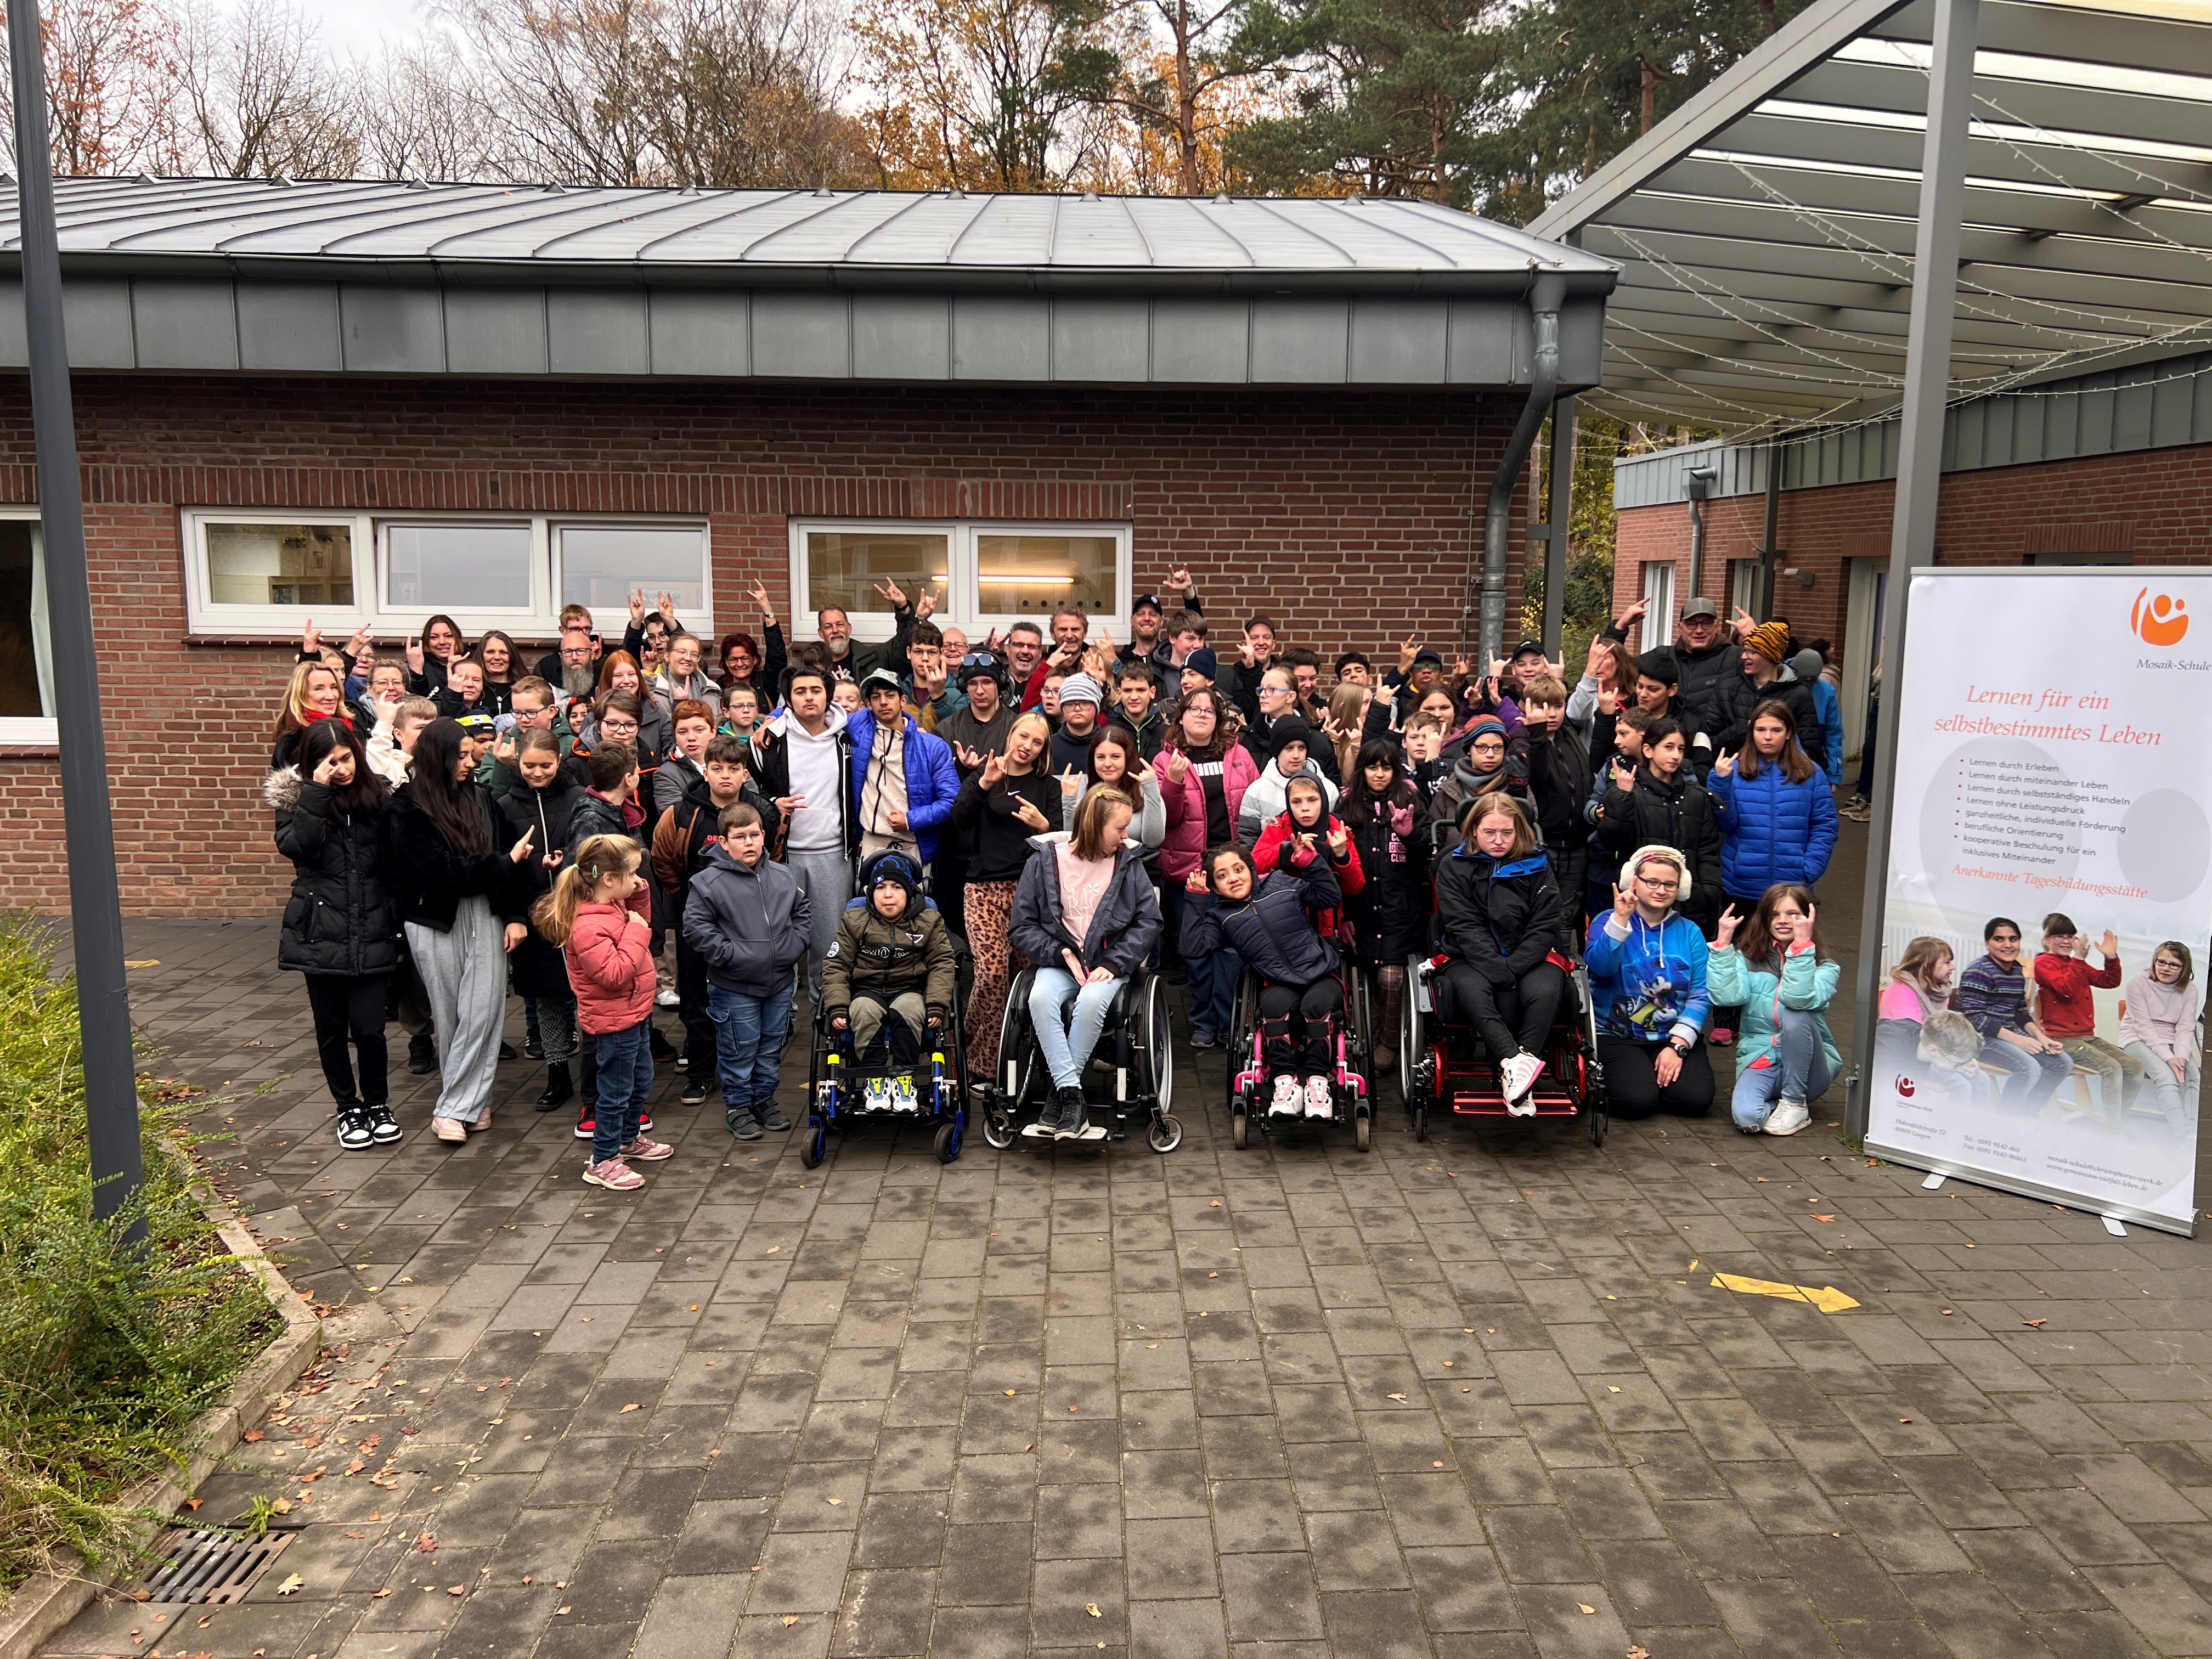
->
[1476, 270, 1566, 668]
[1685, 464, 1718, 607]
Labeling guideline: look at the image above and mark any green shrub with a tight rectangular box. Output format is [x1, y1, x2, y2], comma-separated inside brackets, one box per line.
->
[0, 917, 277, 1591]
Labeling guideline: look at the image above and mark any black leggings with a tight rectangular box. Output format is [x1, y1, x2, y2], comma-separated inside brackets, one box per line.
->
[1443, 961, 1564, 1062]
[1259, 978, 1342, 1075]
[1598, 1035, 1714, 1118]
[305, 972, 391, 1107]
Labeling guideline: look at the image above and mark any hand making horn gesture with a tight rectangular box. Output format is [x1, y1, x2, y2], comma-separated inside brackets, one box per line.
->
[749, 579, 775, 622]
[980, 749, 1007, 789]
[1714, 904, 1742, 949]
[1790, 904, 1818, 948]
[1710, 748, 1736, 778]
[1610, 882, 1634, 926]
[1012, 794, 1051, 831]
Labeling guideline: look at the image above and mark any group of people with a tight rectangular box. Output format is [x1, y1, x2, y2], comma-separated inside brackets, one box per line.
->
[265, 568, 1923, 1187]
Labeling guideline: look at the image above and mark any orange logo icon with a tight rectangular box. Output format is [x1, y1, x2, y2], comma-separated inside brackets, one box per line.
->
[2133, 588, 2189, 646]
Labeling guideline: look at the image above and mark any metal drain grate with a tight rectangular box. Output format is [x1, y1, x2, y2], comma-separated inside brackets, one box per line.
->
[135, 1528, 294, 1605]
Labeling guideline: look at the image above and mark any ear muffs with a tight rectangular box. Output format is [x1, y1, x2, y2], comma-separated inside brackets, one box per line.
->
[1622, 843, 1691, 901]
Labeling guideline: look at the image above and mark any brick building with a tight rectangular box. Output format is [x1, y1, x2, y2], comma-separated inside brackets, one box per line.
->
[0, 178, 1610, 915]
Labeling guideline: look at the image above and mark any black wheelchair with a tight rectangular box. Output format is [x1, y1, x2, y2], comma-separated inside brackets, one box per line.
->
[1398, 953, 1607, 1146]
[983, 968, 1182, 1153]
[800, 873, 972, 1169]
[1222, 964, 1379, 1152]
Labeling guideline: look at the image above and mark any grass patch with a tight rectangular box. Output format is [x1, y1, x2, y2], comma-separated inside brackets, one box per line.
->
[0, 917, 277, 1593]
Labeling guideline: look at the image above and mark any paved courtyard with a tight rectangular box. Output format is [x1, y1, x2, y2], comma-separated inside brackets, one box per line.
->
[40, 821, 2212, 1659]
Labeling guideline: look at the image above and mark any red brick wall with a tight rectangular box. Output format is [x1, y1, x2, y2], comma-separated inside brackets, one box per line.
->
[0, 375, 1529, 916]
[1611, 440, 2212, 658]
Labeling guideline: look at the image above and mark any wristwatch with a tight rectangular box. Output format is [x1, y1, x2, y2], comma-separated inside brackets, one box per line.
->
[1668, 1036, 1691, 1054]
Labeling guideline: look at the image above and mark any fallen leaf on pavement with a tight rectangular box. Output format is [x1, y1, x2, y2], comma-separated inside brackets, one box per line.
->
[619, 1402, 641, 1413]
[371, 1589, 391, 1599]
[1386, 1393, 1408, 1402]
[242, 1430, 263, 1443]
[1005, 1389, 1017, 1396]
[1086, 1604, 1102, 1618]
[274, 1576, 303, 1597]
[415, 1534, 437, 1552]
[1813, 1214, 1835, 1222]
[1577, 1604, 1595, 1614]
[782, 1617, 797, 1628]
[343, 1531, 364, 1540]
[345, 1460, 366, 1476]
[1629, 1647, 1651, 1658]
[2024, 1318, 2049, 1328]
[446, 1585, 465, 1597]
[827, 1498, 843, 1506]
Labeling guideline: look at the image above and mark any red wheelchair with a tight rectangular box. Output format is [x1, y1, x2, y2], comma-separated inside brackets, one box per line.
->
[1398, 953, 1608, 1146]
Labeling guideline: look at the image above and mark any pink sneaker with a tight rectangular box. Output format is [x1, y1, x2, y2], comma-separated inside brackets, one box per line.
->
[621, 1136, 674, 1162]
[582, 1157, 645, 1190]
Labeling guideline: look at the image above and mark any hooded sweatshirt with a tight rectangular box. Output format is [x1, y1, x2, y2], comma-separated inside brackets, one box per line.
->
[682, 842, 811, 997]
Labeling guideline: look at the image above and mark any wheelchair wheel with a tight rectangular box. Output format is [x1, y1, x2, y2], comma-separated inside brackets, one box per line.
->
[1232, 1109, 1248, 1150]
[1401, 973, 1429, 1126]
[1356, 1111, 1370, 1153]
[800, 1114, 827, 1169]
[1138, 975, 1175, 1119]
[981, 1094, 1016, 1149]
[934, 1119, 962, 1163]
[1148, 1114, 1182, 1154]
[1588, 1057, 1609, 1148]
[997, 968, 1037, 1112]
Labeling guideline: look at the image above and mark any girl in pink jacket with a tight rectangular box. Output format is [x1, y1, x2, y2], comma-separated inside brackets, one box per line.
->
[533, 833, 672, 1190]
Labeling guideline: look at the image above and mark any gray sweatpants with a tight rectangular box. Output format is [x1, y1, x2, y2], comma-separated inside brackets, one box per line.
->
[405, 894, 507, 1125]
[785, 847, 852, 1005]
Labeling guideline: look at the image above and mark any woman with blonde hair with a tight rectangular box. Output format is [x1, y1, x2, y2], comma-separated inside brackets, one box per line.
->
[953, 709, 1059, 1080]
[272, 658, 352, 769]
[1325, 683, 1370, 786]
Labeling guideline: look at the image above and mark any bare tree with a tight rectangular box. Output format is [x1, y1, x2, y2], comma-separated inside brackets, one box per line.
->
[174, 0, 361, 177]
[348, 37, 500, 182]
[646, 0, 869, 187]
[434, 0, 665, 185]
[0, 0, 190, 176]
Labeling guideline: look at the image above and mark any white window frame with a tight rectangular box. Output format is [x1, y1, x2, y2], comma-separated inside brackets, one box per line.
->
[0, 507, 50, 747]
[1639, 561, 1676, 651]
[180, 507, 714, 640]
[789, 518, 1133, 642]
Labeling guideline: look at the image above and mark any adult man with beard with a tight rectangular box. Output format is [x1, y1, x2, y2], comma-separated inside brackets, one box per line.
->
[815, 578, 923, 684]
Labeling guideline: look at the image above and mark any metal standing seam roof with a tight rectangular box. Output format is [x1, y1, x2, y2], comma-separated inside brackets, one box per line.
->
[1528, 0, 2212, 432]
[0, 177, 1618, 294]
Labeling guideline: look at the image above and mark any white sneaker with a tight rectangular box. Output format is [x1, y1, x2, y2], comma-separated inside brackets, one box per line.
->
[1271, 1075, 1303, 1116]
[1305, 1076, 1334, 1119]
[656, 986, 681, 1007]
[1765, 1099, 1812, 1136]
[1500, 1052, 1545, 1108]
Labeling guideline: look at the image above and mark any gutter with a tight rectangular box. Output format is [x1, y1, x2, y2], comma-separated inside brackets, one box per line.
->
[1475, 270, 1565, 665]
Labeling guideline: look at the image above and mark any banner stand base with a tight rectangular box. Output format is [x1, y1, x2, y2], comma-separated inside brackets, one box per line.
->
[1868, 1143, 2197, 1240]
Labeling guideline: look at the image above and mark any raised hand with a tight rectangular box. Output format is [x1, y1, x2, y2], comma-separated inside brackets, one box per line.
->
[749, 579, 774, 621]
[508, 825, 537, 865]
[1013, 796, 1050, 831]
[1389, 802, 1414, 838]
[1710, 749, 1735, 778]
[301, 616, 321, 657]
[1618, 597, 1650, 629]
[2098, 929, 2119, 959]
[980, 751, 1006, 789]
[1583, 635, 1609, 679]
[915, 586, 939, 622]
[492, 729, 518, 765]
[1059, 765, 1083, 798]
[1714, 904, 1742, 949]
[985, 627, 1005, 653]
[1611, 883, 1634, 924]
[873, 577, 908, 608]
[1164, 564, 1194, 594]
[405, 634, 425, 675]
[1165, 749, 1190, 783]
[345, 620, 373, 659]
[1791, 905, 1817, 947]
[1397, 636, 1418, 674]
[656, 590, 678, 620]
[1239, 632, 1259, 668]
[1326, 823, 1349, 856]
[629, 589, 647, 627]
[311, 747, 345, 785]
[1184, 867, 1210, 894]
[1730, 605, 1758, 639]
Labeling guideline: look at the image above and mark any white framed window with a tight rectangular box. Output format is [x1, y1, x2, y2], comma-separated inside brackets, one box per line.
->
[790, 519, 1132, 641]
[181, 509, 713, 640]
[0, 509, 53, 747]
[1639, 561, 1676, 651]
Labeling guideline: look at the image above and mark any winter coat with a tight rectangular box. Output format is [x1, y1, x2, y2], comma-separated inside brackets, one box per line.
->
[648, 668, 723, 725]
[1707, 759, 1838, 897]
[1154, 744, 1261, 881]
[1805, 675, 1844, 782]
[1584, 909, 1711, 1046]
[1341, 794, 1430, 965]
[570, 789, 648, 851]
[387, 787, 527, 933]
[496, 777, 584, 1000]
[682, 843, 811, 998]
[1665, 639, 1740, 735]
[1434, 848, 1565, 984]
[1710, 666, 1824, 767]
[1423, 757, 1521, 853]
[1511, 724, 1590, 848]
[1009, 837, 1162, 979]
[952, 766, 1063, 883]
[1252, 811, 1364, 943]
[845, 708, 962, 864]
[821, 904, 959, 1025]
[1707, 941, 1841, 1077]
[265, 768, 400, 978]
[650, 772, 777, 910]
[1595, 767, 1722, 921]
[1238, 760, 1339, 843]
[577, 696, 673, 772]
[566, 886, 656, 1035]
[1179, 854, 1342, 986]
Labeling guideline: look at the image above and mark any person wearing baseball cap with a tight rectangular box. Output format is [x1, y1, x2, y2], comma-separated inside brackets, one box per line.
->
[849, 667, 960, 869]
[1122, 566, 1203, 671]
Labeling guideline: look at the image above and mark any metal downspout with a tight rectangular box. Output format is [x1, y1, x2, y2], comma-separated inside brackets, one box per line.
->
[1476, 271, 1566, 667]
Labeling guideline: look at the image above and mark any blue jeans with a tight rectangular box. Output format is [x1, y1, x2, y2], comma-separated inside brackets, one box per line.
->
[1978, 1037, 2072, 1107]
[1731, 1006, 1836, 1130]
[592, 1020, 652, 1165]
[710, 981, 795, 1113]
[1166, 889, 1241, 1039]
[1030, 968, 1123, 1091]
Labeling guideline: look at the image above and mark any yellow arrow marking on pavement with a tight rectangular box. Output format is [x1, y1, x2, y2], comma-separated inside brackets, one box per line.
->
[1710, 1273, 1859, 1313]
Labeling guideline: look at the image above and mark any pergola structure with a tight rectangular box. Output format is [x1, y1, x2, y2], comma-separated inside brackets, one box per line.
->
[1524, 0, 2212, 1139]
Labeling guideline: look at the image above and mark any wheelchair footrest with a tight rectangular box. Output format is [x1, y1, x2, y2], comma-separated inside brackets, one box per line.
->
[1450, 1091, 1578, 1115]
[1019, 1122, 1111, 1142]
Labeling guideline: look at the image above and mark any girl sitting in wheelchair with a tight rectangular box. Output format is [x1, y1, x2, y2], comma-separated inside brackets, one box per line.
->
[1182, 838, 1348, 1119]
[1432, 792, 1570, 1116]
[822, 851, 957, 1098]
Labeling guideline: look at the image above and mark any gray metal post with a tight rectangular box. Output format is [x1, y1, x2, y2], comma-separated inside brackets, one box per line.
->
[1845, 0, 1978, 1138]
[1757, 441, 1782, 622]
[1476, 272, 1564, 667]
[8, 2, 145, 1222]
[1542, 396, 1575, 658]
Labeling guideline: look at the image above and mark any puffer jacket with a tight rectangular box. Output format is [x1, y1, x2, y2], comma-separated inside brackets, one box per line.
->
[1708, 759, 1838, 896]
[566, 886, 656, 1035]
[1595, 767, 1722, 922]
[1009, 837, 1162, 978]
[682, 842, 811, 997]
[1708, 940, 1841, 1077]
[266, 768, 399, 978]
[496, 777, 584, 1000]
[1180, 855, 1342, 985]
[1433, 848, 1564, 983]
[1154, 744, 1260, 881]
[845, 708, 962, 863]
[821, 904, 959, 1024]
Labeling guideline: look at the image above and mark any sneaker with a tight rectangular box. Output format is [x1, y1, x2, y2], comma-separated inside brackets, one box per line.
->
[582, 1156, 645, 1190]
[574, 1109, 596, 1141]
[681, 1079, 709, 1107]
[725, 1105, 763, 1141]
[893, 1076, 919, 1113]
[1305, 1076, 1334, 1119]
[431, 1116, 468, 1143]
[1035, 1089, 1067, 1137]
[1708, 1027, 1735, 1049]
[650, 1027, 678, 1063]
[656, 986, 682, 1007]
[755, 1102, 791, 1131]
[1190, 1030, 1218, 1050]
[1059, 1094, 1090, 1141]
[1765, 1099, 1812, 1137]
[638, 1111, 652, 1133]
[498, 1041, 518, 1062]
[621, 1136, 674, 1161]
[523, 1035, 545, 1060]
[1049, 1085, 1086, 1140]
[865, 1077, 894, 1113]
[1271, 1075, 1302, 1116]
[1500, 1052, 1545, 1105]
[675, 1054, 688, 1071]
[335, 1105, 374, 1151]
[368, 1105, 401, 1145]
[407, 1034, 437, 1075]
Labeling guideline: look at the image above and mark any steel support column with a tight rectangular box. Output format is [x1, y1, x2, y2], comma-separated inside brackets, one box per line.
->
[1542, 395, 1576, 657]
[1846, 0, 1979, 1138]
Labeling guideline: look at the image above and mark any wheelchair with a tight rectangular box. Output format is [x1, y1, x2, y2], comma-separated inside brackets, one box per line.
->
[983, 967, 1182, 1153]
[800, 867, 972, 1169]
[1223, 964, 1378, 1152]
[1398, 952, 1607, 1146]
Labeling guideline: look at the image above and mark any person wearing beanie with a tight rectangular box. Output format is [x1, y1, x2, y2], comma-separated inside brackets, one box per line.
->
[1788, 648, 1845, 783]
[1049, 672, 1107, 774]
[1178, 646, 1219, 706]
[1237, 715, 1339, 842]
[1710, 618, 1825, 775]
[1422, 714, 1523, 845]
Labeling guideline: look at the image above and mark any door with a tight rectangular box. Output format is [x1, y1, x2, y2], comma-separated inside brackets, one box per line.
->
[1841, 557, 1887, 763]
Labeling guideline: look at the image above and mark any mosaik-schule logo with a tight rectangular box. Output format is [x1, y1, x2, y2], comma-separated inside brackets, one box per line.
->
[2132, 588, 2190, 646]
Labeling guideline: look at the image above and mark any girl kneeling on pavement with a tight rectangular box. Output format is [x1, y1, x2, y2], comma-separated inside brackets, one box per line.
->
[1009, 788, 1162, 1139]
[683, 802, 813, 1141]
[1181, 839, 1346, 1120]
[1584, 844, 1714, 1119]
[533, 833, 670, 1189]
[1707, 884, 1841, 1137]
[1433, 793, 1568, 1117]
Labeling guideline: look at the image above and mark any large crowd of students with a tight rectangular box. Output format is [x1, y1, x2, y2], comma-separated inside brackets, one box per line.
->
[264, 572, 2183, 1187]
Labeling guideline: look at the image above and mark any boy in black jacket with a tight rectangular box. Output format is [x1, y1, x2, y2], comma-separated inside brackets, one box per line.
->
[1507, 676, 1590, 939]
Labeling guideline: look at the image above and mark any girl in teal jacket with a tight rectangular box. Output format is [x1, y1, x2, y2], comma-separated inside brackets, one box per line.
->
[1707, 883, 1840, 1136]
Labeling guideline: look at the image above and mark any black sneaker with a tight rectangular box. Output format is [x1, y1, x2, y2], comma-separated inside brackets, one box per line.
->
[726, 1104, 763, 1141]
[1052, 1086, 1087, 1141]
[524, 1036, 545, 1060]
[499, 1041, 518, 1062]
[335, 1104, 374, 1151]
[650, 1027, 678, 1063]
[681, 1079, 709, 1107]
[368, 1104, 402, 1145]
[407, 1034, 437, 1075]
[755, 1102, 791, 1131]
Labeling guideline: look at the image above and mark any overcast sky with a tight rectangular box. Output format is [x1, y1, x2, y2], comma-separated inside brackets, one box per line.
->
[302, 0, 435, 60]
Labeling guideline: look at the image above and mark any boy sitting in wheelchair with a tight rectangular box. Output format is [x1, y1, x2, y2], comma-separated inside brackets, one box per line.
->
[822, 851, 957, 1110]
